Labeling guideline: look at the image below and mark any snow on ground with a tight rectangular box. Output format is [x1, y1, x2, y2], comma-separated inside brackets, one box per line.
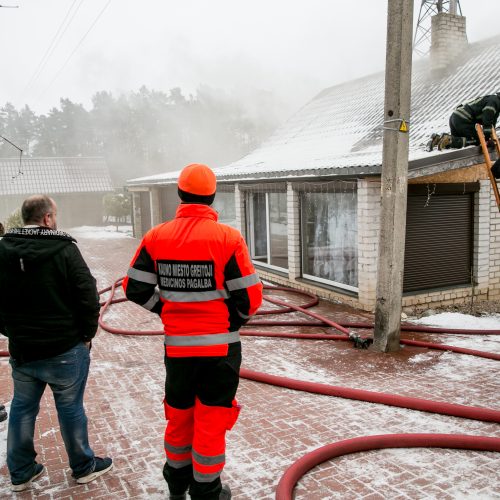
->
[407, 312, 500, 354]
[408, 311, 500, 330]
[68, 225, 133, 239]
[1, 229, 499, 497]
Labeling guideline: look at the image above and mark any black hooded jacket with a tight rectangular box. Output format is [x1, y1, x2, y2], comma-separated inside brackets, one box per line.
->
[454, 94, 500, 131]
[0, 226, 100, 363]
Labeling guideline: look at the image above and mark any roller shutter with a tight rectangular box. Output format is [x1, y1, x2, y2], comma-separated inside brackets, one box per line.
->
[403, 185, 475, 292]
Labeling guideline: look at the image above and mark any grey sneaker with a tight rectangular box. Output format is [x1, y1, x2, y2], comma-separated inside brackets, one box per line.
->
[426, 133, 441, 151]
[75, 457, 113, 484]
[220, 483, 231, 499]
[11, 463, 44, 492]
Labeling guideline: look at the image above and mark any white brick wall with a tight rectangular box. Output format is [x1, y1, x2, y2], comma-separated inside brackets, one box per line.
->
[357, 179, 381, 311]
[475, 180, 491, 289]
[431, 13, 468, 75]
[489, 184, 500, 299]
[287, 183, 301, 280]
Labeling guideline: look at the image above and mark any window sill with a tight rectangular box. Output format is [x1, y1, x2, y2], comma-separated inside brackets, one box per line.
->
[403, 283, 473, 296]
[295, 277, 359, 298]
[254, 263, 289, 279]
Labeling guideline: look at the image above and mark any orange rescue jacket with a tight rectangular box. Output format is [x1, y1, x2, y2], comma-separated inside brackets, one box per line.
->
[123, 203, 263, 357]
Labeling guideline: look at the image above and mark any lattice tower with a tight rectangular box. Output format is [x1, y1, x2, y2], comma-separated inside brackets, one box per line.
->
[413, 0, 463, 57]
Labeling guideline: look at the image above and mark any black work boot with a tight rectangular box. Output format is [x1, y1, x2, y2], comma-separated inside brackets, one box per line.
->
[169, 494, 187, 500]
[219, 484, 231, 499]
[437, 133, 452, 150]
[426, 133, 441, 152]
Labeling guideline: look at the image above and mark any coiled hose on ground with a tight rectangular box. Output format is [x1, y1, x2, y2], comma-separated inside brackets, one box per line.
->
[2, 278, 499, 498]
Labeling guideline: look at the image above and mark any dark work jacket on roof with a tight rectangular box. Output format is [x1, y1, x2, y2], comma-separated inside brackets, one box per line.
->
[0, 226, 100, 363]
[454, 94, 500, 130]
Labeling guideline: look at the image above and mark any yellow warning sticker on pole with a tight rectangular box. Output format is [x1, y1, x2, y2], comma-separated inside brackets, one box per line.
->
[399, 120, 408, 133]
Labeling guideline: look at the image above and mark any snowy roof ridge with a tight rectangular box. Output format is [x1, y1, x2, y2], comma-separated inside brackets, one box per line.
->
[0, 157, 114, 195]
[127, 34, 500, 187]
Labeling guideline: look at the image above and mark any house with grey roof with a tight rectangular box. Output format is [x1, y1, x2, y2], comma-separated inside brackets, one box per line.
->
[0, 157, 114, 228]
[125, 11, 500, 314]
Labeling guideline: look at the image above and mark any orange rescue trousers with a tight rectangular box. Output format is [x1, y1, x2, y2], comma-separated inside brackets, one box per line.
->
[162, 343, 241, 499]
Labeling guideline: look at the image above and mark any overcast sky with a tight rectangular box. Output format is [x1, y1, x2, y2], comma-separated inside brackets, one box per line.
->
[1, 0, 499, 118]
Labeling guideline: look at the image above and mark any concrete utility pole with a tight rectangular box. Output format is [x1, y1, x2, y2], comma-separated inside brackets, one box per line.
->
[373, 0, 414, 352]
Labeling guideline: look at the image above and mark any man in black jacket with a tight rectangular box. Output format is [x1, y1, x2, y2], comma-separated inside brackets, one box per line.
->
[0, 195, 112, 492]
[427, 93, 500, 151]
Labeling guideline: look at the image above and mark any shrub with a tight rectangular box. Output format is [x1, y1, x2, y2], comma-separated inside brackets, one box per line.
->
[5, 208, 23, 230]
[103, 192, 131, 229]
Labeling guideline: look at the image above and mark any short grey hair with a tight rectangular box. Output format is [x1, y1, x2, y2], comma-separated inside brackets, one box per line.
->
[21, 195, 55, 225]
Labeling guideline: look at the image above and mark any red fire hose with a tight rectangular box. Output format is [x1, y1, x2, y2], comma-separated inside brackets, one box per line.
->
[2, 278, 499, 499]
[96, 279, 500, 420]
[274, 434, 500, 500]
[239, 368, 500, 423]
[94, 278, 500, 498]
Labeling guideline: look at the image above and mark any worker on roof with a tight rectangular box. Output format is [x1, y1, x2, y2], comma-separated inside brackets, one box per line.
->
[492, 158, 500, 179]
[123, 163, 263, 500]
[427, 93, 500, 151]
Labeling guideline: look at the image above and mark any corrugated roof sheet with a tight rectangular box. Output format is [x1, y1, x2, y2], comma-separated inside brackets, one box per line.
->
[127, 35, 500, 187]
[0, 157, 114, 195]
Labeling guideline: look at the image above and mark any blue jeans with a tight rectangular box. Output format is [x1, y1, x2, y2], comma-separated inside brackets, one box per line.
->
[7, 342, 95, 483]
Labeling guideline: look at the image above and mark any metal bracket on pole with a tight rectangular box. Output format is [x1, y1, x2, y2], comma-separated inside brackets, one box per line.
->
[383, 118, 410, 133]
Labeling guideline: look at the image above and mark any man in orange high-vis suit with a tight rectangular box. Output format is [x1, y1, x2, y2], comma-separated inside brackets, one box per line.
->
[123, 164, 263, 500]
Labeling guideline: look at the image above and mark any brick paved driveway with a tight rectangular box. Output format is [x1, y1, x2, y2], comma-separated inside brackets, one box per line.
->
[0, 231, 499, 499]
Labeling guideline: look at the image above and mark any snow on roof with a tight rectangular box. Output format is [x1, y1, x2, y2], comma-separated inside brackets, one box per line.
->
[0, 157, 114, 195]
[127, 35, 500, 187]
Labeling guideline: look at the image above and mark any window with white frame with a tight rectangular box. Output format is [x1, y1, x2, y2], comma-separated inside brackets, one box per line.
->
[247, 190, 288, 270]
[212, 190, 236, 228]
[300, 182, 357, 291]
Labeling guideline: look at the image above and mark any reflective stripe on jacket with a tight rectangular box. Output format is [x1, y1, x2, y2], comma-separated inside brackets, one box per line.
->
[123, 203, 263, 357]
[453, 94, 500, 130]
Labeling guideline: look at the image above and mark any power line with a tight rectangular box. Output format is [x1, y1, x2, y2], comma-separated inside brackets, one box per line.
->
[0, 135, 24, 179]
[19, 0, 84, 99]
[34, 0, 112, 106]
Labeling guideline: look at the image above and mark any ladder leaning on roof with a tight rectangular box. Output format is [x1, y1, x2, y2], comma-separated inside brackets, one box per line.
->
[475, 123, 500, 212]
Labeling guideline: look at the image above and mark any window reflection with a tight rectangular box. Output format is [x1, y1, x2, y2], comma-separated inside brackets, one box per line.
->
[301, 189, 357, 289]
[248, 191, 288, 270]
[269, 192, 288, 268]
[212, 191, 236, 228]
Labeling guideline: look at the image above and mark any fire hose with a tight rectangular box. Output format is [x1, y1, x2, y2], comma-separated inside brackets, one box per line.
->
[94, 278, 500, 497]
[2, 278, 499, 498]
[95, 280, 500, 421]
[274, 434, 500, 500]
